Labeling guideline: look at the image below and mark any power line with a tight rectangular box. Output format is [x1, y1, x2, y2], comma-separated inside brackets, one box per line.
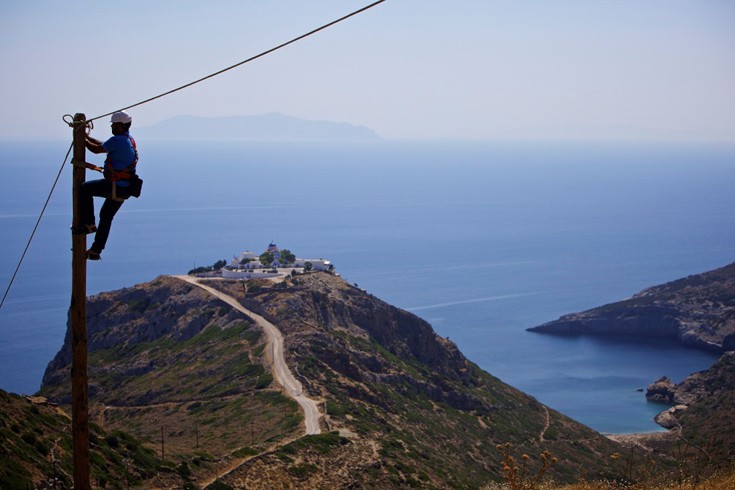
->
[86, 0, 386, 124]
[0, 143, 73, 310]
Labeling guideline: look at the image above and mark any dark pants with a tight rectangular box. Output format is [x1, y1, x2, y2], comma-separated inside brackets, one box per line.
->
[79, 179, 127, 253]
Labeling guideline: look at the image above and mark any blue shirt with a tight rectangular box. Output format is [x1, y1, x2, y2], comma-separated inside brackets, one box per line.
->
[102, 131, 137, 186]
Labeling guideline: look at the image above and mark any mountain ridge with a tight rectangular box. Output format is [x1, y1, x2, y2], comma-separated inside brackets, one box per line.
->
[137, 113, 380, 141]
[40, 272, 623, 488]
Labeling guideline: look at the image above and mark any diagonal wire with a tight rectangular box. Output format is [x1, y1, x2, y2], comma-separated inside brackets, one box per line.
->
[86, 0, 386, 124]
[0, 142, 74, 310]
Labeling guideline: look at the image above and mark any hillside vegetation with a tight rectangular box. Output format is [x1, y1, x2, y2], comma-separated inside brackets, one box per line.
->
[40, 273, 627, 488]
[670, 351, 735, 462]
[190, 273, 625, 487]
[40, 277, 301, 461]
[3, 266, 730, 488]
[0, 389, 161, 489]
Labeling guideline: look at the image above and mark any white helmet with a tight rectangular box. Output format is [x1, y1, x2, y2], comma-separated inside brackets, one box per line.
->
[111, 111, 133, 124]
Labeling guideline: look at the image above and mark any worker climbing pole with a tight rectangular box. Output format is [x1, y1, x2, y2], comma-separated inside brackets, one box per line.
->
[75, 110, 142, 261]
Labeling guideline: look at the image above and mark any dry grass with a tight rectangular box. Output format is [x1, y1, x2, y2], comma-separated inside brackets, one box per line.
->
[557, 467, 735, 489]
[484, 469, 735, 490]
[484, 442, 735, 490]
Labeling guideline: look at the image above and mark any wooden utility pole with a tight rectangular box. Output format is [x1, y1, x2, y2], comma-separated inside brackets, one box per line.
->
[70, 112, 90, 490]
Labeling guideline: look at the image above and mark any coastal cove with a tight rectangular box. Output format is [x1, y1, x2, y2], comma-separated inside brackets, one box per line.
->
[1, 139, 733, 433]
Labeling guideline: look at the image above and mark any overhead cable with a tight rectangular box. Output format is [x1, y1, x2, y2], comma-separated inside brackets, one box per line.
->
[85, 0, 386, 124]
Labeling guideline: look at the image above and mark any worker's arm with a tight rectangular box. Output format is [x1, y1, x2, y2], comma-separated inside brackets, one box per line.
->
[85, 136, 107, 154]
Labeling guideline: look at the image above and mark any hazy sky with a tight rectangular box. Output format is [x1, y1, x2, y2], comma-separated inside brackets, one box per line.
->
[1, 0, 734, 141]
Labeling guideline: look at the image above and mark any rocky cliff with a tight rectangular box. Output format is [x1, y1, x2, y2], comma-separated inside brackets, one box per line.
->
[528, 262, 735, 353]
[40, 272, 625, 488]
[645, 352, 735, 462]
[526, 262, 735, 465]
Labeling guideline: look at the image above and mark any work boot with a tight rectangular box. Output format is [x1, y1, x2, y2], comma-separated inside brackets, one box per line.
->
[72, 224, 97, 235]
[86, 249, 102, 261]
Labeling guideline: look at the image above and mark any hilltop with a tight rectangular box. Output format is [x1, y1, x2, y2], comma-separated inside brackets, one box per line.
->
[39, 272, 624, 488]
[528, 261, 735, 353]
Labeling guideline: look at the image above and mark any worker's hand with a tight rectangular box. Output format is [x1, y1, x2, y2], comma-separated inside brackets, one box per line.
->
[84, 136, 106, 154]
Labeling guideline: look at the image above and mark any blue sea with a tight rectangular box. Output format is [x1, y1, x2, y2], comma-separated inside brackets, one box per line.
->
[1, 139, 732, 434]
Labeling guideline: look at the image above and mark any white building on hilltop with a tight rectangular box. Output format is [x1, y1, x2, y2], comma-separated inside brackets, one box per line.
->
[222, 242, 333, 280]
[266, 242, 281, 268]
[229, 250, 258, 268]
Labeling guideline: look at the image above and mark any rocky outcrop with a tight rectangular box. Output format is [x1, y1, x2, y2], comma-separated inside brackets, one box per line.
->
[528, 262, 735, 353]
[644, 352, 735, 460]
[647, 352, 735, 407]
[646, 376, 677, 404]
[653, 405, 688, 429]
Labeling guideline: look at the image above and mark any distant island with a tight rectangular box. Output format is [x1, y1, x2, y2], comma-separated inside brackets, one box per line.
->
[137, 113, 380, 141]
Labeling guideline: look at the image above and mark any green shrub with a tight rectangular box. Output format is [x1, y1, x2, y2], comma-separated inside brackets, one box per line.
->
[207, 480, 234, 490]
[0, 458, 33, 490]
[288, 463, 318, 478]
[177, 461, 191, 478]
[232, 447, 259, 458]
[105, 434, 120, 448]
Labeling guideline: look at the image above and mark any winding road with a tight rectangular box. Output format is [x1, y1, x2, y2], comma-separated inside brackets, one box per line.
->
[173, 275, 321, 435]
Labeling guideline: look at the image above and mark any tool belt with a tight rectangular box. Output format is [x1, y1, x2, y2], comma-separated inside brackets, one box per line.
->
[110, 175, 143, 202]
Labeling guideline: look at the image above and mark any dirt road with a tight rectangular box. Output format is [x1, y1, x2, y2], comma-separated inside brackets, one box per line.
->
[173, 275, 321, 435]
